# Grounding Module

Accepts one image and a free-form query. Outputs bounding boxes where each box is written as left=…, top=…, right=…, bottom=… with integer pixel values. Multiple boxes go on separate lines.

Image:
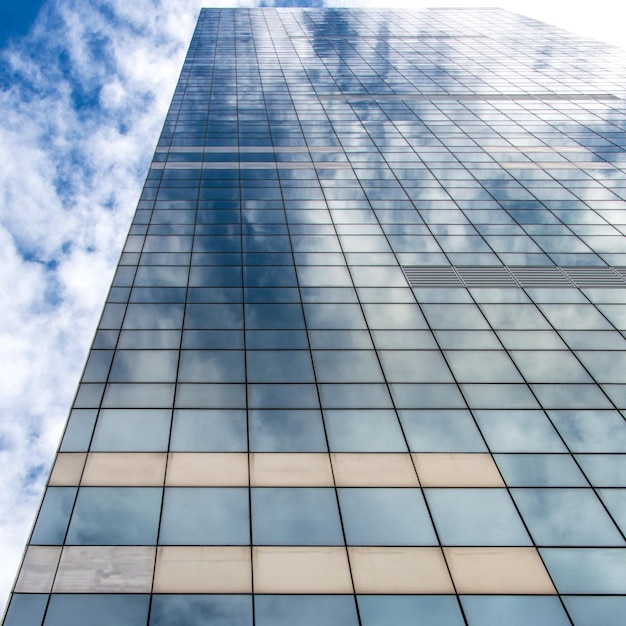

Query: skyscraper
left=3, top=6, right=626, bottom=625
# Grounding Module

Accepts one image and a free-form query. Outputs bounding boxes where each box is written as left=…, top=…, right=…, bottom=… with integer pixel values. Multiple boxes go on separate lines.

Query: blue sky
left=0, top=1, right=48, bottom=46
left=0, top=0, right=625, bottom=614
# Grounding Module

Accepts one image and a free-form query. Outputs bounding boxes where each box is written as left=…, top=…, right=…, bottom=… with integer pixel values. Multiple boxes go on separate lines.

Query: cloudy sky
left=0, top=0, right=625, bottom=613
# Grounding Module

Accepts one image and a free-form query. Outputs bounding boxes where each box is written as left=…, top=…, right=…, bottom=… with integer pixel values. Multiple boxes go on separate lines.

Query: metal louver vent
left=456, top=266, right=518, bottom=288
left=402, top=265, right=626, bottom=289
left=402, top=266, right=462, bottom=287
left=509, top=267, right=574, bottom=288
left=563, top=267, right=625, bottom=288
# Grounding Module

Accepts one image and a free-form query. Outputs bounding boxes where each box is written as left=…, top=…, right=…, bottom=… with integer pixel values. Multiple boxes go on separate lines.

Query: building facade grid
left=3, top=7, right=626, bottom=626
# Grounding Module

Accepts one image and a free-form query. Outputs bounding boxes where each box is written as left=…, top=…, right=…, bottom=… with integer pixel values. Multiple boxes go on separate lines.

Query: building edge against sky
left=3, top=6, right=626, bottom=626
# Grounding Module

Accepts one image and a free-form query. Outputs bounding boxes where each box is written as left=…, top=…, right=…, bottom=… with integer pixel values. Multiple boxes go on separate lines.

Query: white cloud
left=0, top=0, right=207, bottom=611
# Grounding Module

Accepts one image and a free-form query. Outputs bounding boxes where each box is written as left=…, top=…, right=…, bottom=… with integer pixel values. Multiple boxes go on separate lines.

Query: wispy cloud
left=0, top=0, right=209, bottom=610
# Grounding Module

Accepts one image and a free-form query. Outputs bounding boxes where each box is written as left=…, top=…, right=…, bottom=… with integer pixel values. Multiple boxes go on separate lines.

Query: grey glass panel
left=248, top=384, right=319, bottom=409
left=446, top=351, right=523, bottom=383
left=249, top=410, right=327, bottom=452
left=435, top=330, right=501, bottom=350
left=339, top=488, right=437, bottom=546
left=540, top=548, right=626, bottom=594
left=462, top=384, right=539, bottom=409
left=60, top=409, right=98, bottom=452
left=576, top=455, right=626, bottom=486
left=304, top=303, right=367, bottom=329
left=425, top=488, right=530, bottom=546
left=109, top=350, right=179, bottom=382
left=252, top=487, right=343, bottom=545
left=178, top=350, right=245, bottom=382
left=102, top=382, right=175, bottom=408
left=159, top=488, right=249, bottom=545
left=91, top=409, right=171, bottom=451
left=512, top=488, right=623, bottom=546
left=184, top=304, right=243, bottom=329
left=371, top=330, right=437, bottom=350
left=118, top=330, right=181, bottom=349
left=247, top=350, right=314, bottom=382
left=596, top=489, right=626, bottom=535
left=308, top=330, right=373, bottom=349
left=548, top=410, right=626, bottom=452
left=150, top=595, right=252, bottom=626
left=538, top=304, right=614, bottom=330
left=123, top=303, right=184, bottom=329
left=495, top=454, right=586, bottom=486
left=319, top=384, right=393, bottom=409
left=3, top=594, right=48, bottom=626
left=255, top=596, right=358, bottom=626
left=380, top=351, right=453, bottom=383
left=324, top=409, right=407, bottom=452
left=182, top=330, right=244, bottom=349
left=170, top=409, right=247, bottom=451
left=30, top=487, right=77, bottom=544
left=400, top=410, right=486, bottom=452
left=246, top=330, right=308, bottom=349
left=576, top=351, right=626, bottom=384
left=562, top=596, right=626, bottom=626
left=362, top=303, right=427, bottom=329
left=357, top=595, right=464, bottom=626
left=44, top=594, right=150, bottom=626
left=461, top=596, right=570, bottom=626
left=313, top=350, right=384, bottom=383
left=422, top=304, right=489, bottom=330
left=82, top=351, right=113, bottom=383
left=66, top=487, right=162, bottom=545
left=245, top=303, right=305, bottom=329
left=510, top=350, right=592, bottom=383
left=479, top=304, right=551, bottom=330
left=244, top=266, right=297, bottom=287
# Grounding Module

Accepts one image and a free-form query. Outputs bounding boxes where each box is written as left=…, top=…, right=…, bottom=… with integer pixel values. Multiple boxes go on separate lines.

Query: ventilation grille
left=403, top=266, right=626, bottom=288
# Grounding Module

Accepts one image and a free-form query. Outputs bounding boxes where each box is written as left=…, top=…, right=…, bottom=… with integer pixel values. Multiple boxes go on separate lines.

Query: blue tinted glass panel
left=255, top=595, right=358, bottom=626
left=150, top=595, right=252, bottom=626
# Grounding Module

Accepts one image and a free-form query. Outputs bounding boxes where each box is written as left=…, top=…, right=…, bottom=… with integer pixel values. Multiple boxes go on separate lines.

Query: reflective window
left=66, top=487, right=162, bottom=545
left=339, top=488, right=437, bottom=545
left=159, top=488, right=249, bottom=545
left=252, top=487, right=343, bottom=545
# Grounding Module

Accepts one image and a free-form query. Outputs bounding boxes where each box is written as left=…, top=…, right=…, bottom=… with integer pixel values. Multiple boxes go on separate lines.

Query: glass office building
left=3, top=7, right=626, bottom=625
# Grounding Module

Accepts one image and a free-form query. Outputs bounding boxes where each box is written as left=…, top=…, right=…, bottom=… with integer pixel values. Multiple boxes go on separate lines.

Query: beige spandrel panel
left=444, top=547, right=557, bottom=594
left=413, top=453, right=505, bottom=487
left=348, top=546, right=454, bottom=594
left=52, top=546, right=155, bottom=593
left=14, top=546, right=62, bottom=593
left=331, top=453, right=419, bottom=487
left=250, top=453, right=333, bottom=486
left=165, top=453, right=248, bottom=486
left=48, top=453, right=86, bottom=486
left=154, top=546, right=252, bottom=593
left=81, top=453, right=166, bottom=486
left=253, top=546, right=353, bottom=594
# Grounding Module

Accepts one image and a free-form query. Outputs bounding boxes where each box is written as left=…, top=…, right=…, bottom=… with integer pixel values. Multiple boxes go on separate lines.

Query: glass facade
left=3, top=7, right=626, bottom=625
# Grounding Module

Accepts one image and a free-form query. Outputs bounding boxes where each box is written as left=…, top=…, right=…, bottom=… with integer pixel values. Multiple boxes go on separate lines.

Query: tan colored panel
left=166, top=453, right=248, bottom=486
left=250, top=453, right=333, bottom=486
left=82, top=453, right=166, bottom=486
left=49, top=453, right=86, bottom=486
left=253, top=546, right=352, bottom=594
left=349, top=547, right=454, bottom=594
left=413, top=453, right=504, bottom=487
left=444, top=547, right=557, bottom=594
left=14, top=546, right=62, bottom=593
left=53, top=546, right=155, bottom=593
left=154, top=546, right=251, bottom=593
left=332, top=453, right=419, bottom=487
